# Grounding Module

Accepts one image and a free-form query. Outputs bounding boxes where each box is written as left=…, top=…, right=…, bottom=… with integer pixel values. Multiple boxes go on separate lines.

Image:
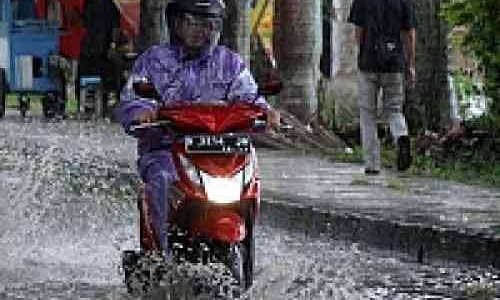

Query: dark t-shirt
left=80, top=0, right=120, bottom=57
left=348, top=0, right=416, bottom=72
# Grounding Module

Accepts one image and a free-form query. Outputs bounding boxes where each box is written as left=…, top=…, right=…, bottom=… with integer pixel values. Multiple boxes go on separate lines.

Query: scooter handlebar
left=279, top=123, right=293, bottom=132
left=252, top=118, right=293, bottom=133
left=252, top=119, right=267, bottom=131
left=129, top=120, right=171, bottom=133
left=129, top=118, right=291, bottom=135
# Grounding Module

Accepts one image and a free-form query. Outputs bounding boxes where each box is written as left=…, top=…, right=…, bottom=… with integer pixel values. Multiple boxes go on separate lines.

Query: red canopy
left=113, top=0, right=140, bottom=38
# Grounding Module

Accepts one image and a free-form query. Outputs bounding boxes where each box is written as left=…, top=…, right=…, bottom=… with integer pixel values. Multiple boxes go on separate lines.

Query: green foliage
left=452, top=72, right=474, bottom=97
left=317, top=76, right=337, bottom=131
left=6, top=94, right=43, bottom=112
left=350, top=176, right=370, bottom=186
left=5, top=93, right=79, bottom=116
left=336, top=144, right=500, bottom=188
left=333, top=146, right=363, bottom=163
left=6, top=94, right=18, bottom=108
left=0, top=160, right=14, bottom=171
left=451, top=71, right=492, bottom=119
left=464, top=282, right=496, bottom=300
left=441, top=0, right=500, bottom=128
left=410, top=152, right=500, bottom=188
left=385, top=178, right=409, bottom=193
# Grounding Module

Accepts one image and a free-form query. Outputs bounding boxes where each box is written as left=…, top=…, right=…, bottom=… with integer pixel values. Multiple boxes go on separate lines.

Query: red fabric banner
left=113, top=0, right=140, bottom=37
left=34, top=0, right=140, bottom=58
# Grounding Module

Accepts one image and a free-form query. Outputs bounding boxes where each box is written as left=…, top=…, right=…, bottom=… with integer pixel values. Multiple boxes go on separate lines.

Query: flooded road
left=0, top=117, right=498, bottom=299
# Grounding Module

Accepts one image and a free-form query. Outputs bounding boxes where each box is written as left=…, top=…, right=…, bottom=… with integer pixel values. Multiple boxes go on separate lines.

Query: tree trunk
left=274, top=0, right=322, bottom=123
left=221, top=0, right=252, bottom=65
left=138, top=0, right=167, bottom=53
left=406, top=0, right=449, bottom=132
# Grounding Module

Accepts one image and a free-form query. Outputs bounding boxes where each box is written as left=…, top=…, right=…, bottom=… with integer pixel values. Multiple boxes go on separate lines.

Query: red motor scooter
left=121, top=81, right=277, bottom=293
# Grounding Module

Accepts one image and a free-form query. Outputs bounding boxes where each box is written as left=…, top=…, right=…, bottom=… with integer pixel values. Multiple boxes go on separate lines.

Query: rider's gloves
left=135, top=107, right=157, bottom=123
left=127, top=107, right=158, bottom=137
left=267, top=108, right=281, bottom=132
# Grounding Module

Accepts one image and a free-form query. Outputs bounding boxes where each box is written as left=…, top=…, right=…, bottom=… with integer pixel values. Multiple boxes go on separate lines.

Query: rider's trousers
left=138, top=150, right=177, bottom=256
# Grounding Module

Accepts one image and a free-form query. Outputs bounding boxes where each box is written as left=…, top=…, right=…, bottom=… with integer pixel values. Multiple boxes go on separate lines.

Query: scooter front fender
left=207, top=211, right=246, bottom=243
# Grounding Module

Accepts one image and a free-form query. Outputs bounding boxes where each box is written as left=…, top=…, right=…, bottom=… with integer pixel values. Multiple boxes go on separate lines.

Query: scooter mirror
left=133, top=82, right=159, bottom=99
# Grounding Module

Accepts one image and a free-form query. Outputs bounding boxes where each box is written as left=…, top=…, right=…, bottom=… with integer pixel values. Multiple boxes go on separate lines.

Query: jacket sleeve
left=226, top=58, right=271, bottom=111
left=114, top=51, right=158, bottom=135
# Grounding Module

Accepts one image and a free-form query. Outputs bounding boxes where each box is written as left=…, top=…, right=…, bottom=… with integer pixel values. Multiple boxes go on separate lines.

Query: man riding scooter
left=115, top=0, right=280, bottom=258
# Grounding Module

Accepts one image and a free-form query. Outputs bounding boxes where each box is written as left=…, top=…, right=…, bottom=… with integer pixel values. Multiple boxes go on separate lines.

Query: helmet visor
left=182, top=13, right=222, bottom=32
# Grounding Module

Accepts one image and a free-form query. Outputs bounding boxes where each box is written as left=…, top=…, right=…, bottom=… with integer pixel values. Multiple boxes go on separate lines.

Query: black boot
left=397, top=135, right=411, bottom=171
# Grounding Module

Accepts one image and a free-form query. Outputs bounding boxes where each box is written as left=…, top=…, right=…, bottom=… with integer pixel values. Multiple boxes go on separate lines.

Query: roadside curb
left=261, top=194, right=500, bottom=269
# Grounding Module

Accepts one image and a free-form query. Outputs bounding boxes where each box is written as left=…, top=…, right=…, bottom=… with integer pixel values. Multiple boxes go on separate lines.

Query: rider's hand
left=267, top=109, right=281, bottom=132
left=135, top=108, right=157, bottom=124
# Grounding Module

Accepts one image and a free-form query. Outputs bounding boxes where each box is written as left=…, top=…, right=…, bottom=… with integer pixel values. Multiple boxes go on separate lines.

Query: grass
left=333, top=146, right=363, bottom=163
left=6, top=94, right=43, bottom=113
left=334, top=143, right=500, bottom=189
left=6, top=93, right=79, bottom=116
left=385, top=178, right=409, bottom=193
left=350, top=176, right=370, bottom=186
left=409, top=155, right=500, bottom=188
left=464, top=283, right=496, bottom=300
left=0, top=161, right=14, bottom=171
left=0, top=153, right=14, bottom=171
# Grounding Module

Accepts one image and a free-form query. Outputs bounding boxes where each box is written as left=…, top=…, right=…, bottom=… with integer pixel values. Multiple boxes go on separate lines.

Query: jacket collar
left=172, top=43, right=215, bottom=64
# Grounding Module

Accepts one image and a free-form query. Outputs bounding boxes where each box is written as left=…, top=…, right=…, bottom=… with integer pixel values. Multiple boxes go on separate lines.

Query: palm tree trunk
left=274, top=0, right=322, bottom=123
left=406, top=0, right=449, bottom=132
left=222, top=0, right=252, bottom=65
left=138, top=0, right=167, bottom=53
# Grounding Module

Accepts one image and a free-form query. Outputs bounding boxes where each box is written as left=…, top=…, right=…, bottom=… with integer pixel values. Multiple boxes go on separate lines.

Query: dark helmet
left=166, top=0, right=226, bottom=20
left=166, top=0, right=225, bottom=47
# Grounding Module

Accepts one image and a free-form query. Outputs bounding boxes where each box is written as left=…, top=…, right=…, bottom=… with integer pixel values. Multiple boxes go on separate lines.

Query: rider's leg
left=139, top=150, right=177, bottom=257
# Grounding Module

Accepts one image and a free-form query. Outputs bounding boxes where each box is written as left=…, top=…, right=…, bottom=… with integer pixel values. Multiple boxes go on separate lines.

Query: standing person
left=348, top=0, right=417, bottom=174
left=115, top=0, right=280, bottom=256
left=34, top=0, right=83, bottom=117
left=79, top=0, right=121, bottom=114
left=59, top=0, right=86, bottom=109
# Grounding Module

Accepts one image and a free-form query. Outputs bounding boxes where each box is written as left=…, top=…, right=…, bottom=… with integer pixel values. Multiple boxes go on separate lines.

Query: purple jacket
left=115, top=44, right=270, bottom=155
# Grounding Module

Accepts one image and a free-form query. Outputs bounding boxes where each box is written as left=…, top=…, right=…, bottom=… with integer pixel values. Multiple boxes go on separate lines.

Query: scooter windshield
left=158, top=102, right=265, bottom=134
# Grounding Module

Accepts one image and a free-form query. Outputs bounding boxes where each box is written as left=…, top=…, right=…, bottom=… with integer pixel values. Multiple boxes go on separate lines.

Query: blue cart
left=0, top=0, right=64, bottom=118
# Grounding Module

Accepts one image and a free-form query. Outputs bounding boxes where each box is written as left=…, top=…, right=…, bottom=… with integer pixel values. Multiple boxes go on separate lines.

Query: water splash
left=0, top=118, right=499, bottom=299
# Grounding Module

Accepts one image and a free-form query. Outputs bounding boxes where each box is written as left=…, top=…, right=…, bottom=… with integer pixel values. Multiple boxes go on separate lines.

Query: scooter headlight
left=202, top=172, right=243, bottom=204
left=178, top=149, right=256, bottom=204
left=204, top=148, right=256, bottom=204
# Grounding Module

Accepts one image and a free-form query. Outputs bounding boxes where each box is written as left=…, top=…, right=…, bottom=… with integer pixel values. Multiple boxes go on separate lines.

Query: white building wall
left=0, top=23, right=10, bottom=81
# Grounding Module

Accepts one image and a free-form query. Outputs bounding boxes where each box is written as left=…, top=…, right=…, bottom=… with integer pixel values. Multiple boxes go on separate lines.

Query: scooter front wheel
left=122, top=250, right=151, bottom=295
left=225, top=212, right=255, bottom=291
left=243, top=217, right=255, bottom=290
left=0, top=68, right=6, bottom=118
left=227, top=243, right=245, bottom=289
